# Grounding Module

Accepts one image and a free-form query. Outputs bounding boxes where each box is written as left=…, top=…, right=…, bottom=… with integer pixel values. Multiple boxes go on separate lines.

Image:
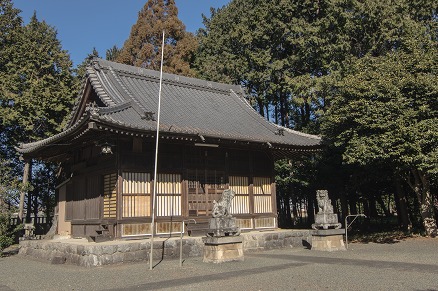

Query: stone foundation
left=19, top=229, right=311, bottom=267
left=203, top=236, right=243, bottom=263
left=311, top=229, right=346, bottom=251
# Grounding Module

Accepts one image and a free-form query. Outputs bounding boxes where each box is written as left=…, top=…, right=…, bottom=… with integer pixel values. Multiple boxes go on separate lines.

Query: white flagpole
left=150, top=30, right=165, bottom=270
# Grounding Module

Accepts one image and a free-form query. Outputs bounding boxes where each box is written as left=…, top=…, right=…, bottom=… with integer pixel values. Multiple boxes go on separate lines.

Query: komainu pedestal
left=203, top=189, right=243, bottom=263
left=311, top=229, right=346, bottom=251
left=311, top=190, right=345, bottom=251
left=203, top=236, right=244, bottom=263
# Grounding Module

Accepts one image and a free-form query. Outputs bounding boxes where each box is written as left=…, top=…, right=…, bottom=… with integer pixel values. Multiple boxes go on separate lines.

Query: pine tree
left=116, top=0, right=197, bottom=77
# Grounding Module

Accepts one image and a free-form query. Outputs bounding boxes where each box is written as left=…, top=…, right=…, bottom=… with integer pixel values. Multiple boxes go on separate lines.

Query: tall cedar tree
left=116, top=0, right=197, bottom=77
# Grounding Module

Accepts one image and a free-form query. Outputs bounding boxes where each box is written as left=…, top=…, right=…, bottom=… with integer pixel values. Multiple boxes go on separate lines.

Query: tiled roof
left=17, top=58, right=320, bottom=155
left=87, top=58, right=320, bottom=147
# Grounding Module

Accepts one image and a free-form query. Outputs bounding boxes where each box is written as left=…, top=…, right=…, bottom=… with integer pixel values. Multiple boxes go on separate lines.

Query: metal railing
left=345, top=214, right=366, bottom=249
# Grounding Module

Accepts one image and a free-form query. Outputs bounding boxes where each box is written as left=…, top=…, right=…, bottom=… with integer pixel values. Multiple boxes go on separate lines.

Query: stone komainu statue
left=316, top=190, right=334, bottom=214
left=206, top=189, right=240, bottom=237
left=312, top=190, right=341, bottom=230
left=212, top=189, right=235, bottom=218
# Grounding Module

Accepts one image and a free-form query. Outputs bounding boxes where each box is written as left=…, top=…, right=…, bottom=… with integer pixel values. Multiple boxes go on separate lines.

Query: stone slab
left=203, top=240, right=244, bottom=263
left=312, top=228, right=345, bottom=236
left=203, top=236, right=243, bottom=245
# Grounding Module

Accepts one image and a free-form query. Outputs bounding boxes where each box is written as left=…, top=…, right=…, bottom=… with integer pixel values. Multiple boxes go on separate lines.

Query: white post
left=150, top=30, right=165, bottom=270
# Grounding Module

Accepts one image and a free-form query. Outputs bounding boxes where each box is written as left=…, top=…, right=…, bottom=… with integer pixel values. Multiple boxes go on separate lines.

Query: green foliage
left=0, top=211, right=14, bottom=251
left=197, top=0, right=437, bottom=231
left=323, top=41, right=437, bottom=176
left=75, top=47, right=100, bottom=79
left=1, top=2, right=77, bottom=226
left=116, top=0, right=198, bottom=77
left=1, top=12, right=77, bottom=145
left=106, top=45, right=121, bottom=61
left=321, top=2, right=437, bottom=235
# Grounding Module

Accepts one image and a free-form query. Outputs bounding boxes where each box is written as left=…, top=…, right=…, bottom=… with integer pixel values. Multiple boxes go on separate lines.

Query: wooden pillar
left=116, top=137, right=123, bottom=238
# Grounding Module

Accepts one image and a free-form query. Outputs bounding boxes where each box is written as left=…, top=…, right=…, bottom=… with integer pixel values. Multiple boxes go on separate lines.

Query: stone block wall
left=19, top=229, right=311, bottom=267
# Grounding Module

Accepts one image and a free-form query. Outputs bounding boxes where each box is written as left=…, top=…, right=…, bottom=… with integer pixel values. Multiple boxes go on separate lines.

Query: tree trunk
left=339, top=191, right=348, bottom=222
left=376, top=195, right=391, bottom=217
left=307, top=193, right=315, bottom=226
left=349, top=195, right=358, bottom=215
left=369, top=195, right=378, bottom=218
left=18, top=160, right=31, bottom=223
left=407, top=169, right=437, bottom=237
left=394, top=175, right=410, bottom=230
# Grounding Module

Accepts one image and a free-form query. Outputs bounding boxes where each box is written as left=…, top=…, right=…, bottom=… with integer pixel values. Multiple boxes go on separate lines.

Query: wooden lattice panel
left=235, top=218, right=253, bottom=229
left=254, top=196, right=272, bottom=213
left=156, top=174, right=182, bottom=217
left=254, top=217, right=276, bottom=229
left=253, top=177, right=272, bottom=214
left=122, top=195, right=150, bottom=217
left=229, top=176, right=249, bottom=194
left=122, top=172, right=151, bottom=217
left=156, top=222, right=183, bottom=234
left=156, top=195, right=181, bottom=216
left=229, top=176, right=250, bottom=214
left=122, top=223, right=151, bottom=236
left=253, top=177, right=271, bottom=195
left=103, top=173, right=117, bottom=218
left=230, top=195, right=250, bottom=214
left=122, top=172, right=150, bottom=194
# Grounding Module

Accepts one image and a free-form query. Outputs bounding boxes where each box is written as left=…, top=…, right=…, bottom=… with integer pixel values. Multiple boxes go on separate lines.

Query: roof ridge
left=107, top=66, right=148, bottom=115
left=66, top=74, right=90, bottom=128
left=87, top=61, right=115, bottom=107
left=94, top=58, right=241, bottom=94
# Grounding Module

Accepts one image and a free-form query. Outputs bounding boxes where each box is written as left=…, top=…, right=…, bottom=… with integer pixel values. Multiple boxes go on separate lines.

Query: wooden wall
left=64, top=138, right=277, bottom=237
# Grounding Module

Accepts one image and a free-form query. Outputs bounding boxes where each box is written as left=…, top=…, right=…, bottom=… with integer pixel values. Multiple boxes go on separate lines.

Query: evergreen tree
left=106, top=44, right=121, bottom=61
left=197, top=0, right=437, bottom=233
left=116, top=0, right=198, bottom=77
left=322, top=20, right=437, bottom=236
left=0, top=7, right=78, bottom=223
left=75, top=47, right=100, bottom=79
left=2, top=12, right=77, bottom=143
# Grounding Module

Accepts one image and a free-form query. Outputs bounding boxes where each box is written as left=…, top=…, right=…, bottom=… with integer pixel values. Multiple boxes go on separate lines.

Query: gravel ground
left=1, top=237, right=437, bottom=291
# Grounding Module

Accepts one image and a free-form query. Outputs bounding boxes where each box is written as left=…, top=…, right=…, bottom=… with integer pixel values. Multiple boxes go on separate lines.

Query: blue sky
left=12, top=0, right=230, bottom=67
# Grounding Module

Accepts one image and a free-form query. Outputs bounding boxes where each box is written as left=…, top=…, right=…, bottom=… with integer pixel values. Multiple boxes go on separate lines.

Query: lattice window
left=229, top=176, right=249, bottom=214
left=156, top=173, right=181, bottom=216
left=122, top=172, right=151, bottom=217
left=103, top=173, right=117, bottom=218
left=253, top=177, right=272, bottom=213
left=187, top=170, right=225, bottom=216
left=253, top=177, right=271, bottom=195
left=254, top=217, right=276, bottom=228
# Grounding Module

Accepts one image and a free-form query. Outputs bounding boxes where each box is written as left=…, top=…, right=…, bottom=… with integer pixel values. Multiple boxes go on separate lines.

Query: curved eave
left=16, top=113, right=92, bottom=159
left=92, top=115, right=322, bottom=153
